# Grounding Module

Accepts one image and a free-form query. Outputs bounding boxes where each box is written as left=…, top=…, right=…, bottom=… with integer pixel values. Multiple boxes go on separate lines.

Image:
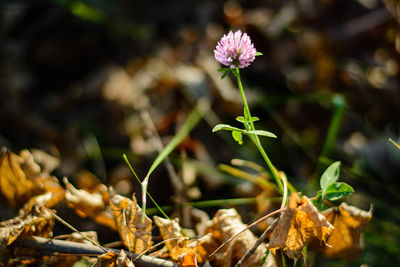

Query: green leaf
left=236, top=116, right=260, bottom=123
left=255, top=52, right=263, bottom=56
left=232, top=131, right=243, bottom=145
left=320, top=161, right=341, bottom=193
left=246, top=130, right=277, bottom=138
left=212, top=124, right=242, bottom=133
left=218, top=67, right=231, bottom=72
left=236, top=116, right=245, bottom=123
left=70, top=2, right=105, bottom=23
left=323, top=182, right=354, bottom=201
left=231, top=69, right=240, bottom=79
left=213, top=124, right=276, bottom=139
left=312, top=191, right=330, bottom=211
left=221, top=70, right=230, bottom=79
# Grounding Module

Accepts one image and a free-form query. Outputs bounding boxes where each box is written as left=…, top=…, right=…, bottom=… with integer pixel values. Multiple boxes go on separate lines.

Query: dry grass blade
left=44, top=207, right=107, bottom=253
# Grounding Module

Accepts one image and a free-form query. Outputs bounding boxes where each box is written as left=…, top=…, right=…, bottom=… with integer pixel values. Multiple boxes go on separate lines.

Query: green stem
left=235, top=67, right=284, bottom=194
left=281, top=250, right=287, bottom=267
left=254, top=140, right=284, bottom=193
left=235, top=67, right=252, bottom=130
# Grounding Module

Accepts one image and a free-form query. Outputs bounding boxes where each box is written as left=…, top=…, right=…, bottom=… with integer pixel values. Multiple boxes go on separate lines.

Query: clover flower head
left=214, top=30, right=257, bottom=69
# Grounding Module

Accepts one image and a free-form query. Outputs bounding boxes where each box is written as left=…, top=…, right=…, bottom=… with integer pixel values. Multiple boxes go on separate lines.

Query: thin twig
left=235, top=218, right=278, bottom=267
left=19, top=236, right=177, bottom=267
left=133, top=237, right=182, bottom=261
left=207, top=208, right=283, bottom=260
left=44, top=207, right=107, bottom=253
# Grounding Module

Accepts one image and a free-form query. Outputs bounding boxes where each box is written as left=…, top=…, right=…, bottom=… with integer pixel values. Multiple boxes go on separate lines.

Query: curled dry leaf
left=93, top=250, right=135, bottom=267
left=178, top=251, right=198, bottom=267
left=0, top=148, right=64, bottom=208
left=0, top=199, right=54, bottom=263
left=153, top=216, right=206, bottom=263
left=64, top=178, right=116, bottom=230
left=109, top=189, right=152, bottom=254
left=30, top=148, right=60, bottom=174
left=314, top=202, right=373, bottom=261
left=203, top=208, right=268, bottom=267
left=268, top=193, right=334, bottom=260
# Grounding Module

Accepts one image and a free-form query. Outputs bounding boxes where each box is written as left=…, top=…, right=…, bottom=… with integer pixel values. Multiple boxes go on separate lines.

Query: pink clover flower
left=214, top=30, right=257, bottom=69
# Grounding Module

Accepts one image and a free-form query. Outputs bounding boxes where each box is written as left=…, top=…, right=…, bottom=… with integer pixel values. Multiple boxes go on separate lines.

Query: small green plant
left=212, top=30, right=354, bottom=205
left=312, top=161, right=354, bottom=210
left=213, top=30, right=284, bottom=194
left=212, top=30, right=360, bottom=265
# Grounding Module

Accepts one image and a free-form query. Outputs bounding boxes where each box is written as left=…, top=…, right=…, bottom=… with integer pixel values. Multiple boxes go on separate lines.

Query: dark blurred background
left=1, top=0, right=400, bottom=266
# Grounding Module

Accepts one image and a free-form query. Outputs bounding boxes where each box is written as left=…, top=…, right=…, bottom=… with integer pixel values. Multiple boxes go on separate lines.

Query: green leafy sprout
left=313, top=161, right=354, bottom=210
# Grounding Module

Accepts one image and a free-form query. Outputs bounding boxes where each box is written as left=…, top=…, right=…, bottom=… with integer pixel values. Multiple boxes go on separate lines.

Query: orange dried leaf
left=316, top=202, right=372, bottom=261
left=93, top=250, right=135, bottom=267
left=109, top=189, right=152, bottom=254
left=178, top=251, right=198, bottom=267
left=0, top=148, right=40, bottom=207
left=0, top=148, right=64, bottom=208
left=64, top=178, right=105, bottom=216
left=64, top=178, right=116, bottom=230
left=268, top=193, right=334, bottom=260
left=153, top=216, right=201, bottom=262
left=203, top=209, right=267, bottom=267
left=76, top=170, right=103, bottom=193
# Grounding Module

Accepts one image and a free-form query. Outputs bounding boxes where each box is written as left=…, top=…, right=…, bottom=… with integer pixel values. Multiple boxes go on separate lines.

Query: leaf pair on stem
left=313, top=162, right=354, bottom=210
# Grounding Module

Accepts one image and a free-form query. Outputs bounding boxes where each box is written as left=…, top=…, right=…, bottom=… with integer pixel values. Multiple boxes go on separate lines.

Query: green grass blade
left=141, top=100, right=208, bottom=219
left=313, top=94, right=346, bottom=187
left=389, top=138, right=400, bottom=150
left=123, top=154, right=169, bottom=219
left=320, top=94, right=346, bottom=157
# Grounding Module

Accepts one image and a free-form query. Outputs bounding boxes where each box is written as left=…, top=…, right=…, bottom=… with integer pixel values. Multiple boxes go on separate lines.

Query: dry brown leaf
left=0, top=148, right=40, bottom=207
left=268, top=193, right=334, bottom=260
left=0, top=198, right=54, bottom=263
left=30, top=148, right=60, bottom=174
left=203, top=208, right=268, bottom=267
left=93, top=250, right=135, bottom=267
left=64, top=178, right=115, bottom=230
left=76, top=170, right=104, bottom=193
left=177, top=251, right=198, bottom=267
left=0, top=148, right=64, bottom=208
left=64, top=177, right=105, bottom=215
left=64, top=178, right=116, bottom=230
left=314, top=202, right=372, bottom=261
left=109, top=189, right=152, bottom=254
left=153, top=216, right=205, bottom=263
